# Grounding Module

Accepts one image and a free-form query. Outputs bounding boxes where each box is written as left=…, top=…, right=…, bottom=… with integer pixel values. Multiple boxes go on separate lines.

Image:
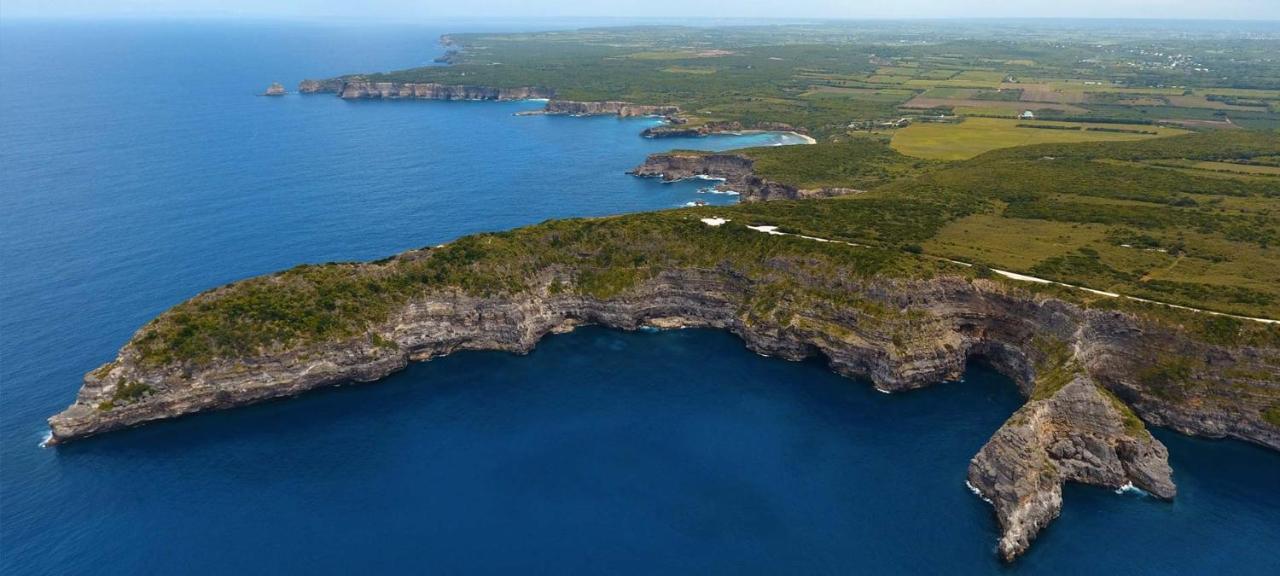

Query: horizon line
left=3, top=15, right=1280, bottom=25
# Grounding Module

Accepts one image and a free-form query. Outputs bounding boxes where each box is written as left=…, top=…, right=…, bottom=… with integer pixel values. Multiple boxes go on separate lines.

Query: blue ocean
left=1, top=20, right=1278, bottom=575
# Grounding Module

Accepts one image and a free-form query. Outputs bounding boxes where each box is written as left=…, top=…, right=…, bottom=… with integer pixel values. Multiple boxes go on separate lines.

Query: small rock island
left=263, top=82, right=286, bottom=96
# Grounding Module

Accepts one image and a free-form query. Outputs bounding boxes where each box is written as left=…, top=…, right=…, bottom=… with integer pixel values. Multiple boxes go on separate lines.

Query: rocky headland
left=517, top=99, right=681, bottom=118
left=640, top=120, right=806, bottom=139
left=45, top=212, right=1280, bottom=561
left=630, top=152, right=860, bottom=202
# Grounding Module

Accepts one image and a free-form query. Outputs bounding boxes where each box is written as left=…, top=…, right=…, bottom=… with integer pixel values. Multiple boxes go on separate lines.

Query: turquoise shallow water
left=2, top=20, right=1279, bottom=574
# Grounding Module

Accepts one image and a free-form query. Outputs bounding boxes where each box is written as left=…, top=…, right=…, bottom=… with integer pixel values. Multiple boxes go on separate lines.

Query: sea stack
left=263, top=82, right=286, bottom=96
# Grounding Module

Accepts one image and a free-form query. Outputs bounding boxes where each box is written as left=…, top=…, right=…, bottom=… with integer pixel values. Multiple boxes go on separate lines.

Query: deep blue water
left=2, top=20, right=1278, bottom=575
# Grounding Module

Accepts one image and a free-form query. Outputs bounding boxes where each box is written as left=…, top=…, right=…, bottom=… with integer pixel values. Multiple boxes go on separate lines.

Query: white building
left=1020, top=110, right=1036, bottom=120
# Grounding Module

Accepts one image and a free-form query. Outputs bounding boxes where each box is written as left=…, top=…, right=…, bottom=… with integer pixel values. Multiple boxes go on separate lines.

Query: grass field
left=924, top=213, right=1280, bottom=303
left=890, top=118, right=1186, bottom=160
left=925, top=214, right=1109, bottom=269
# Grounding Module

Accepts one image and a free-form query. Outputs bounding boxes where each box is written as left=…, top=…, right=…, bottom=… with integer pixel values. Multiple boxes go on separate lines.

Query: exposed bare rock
left=641, top=120, right=804, bottom=139
left=630, top=152, right=755, bottom=183
left=297, top=78, right=346, bottom=94
left=50, top=271, right=1279, bottom=452
left=526, top=100, right=681, bottom=118
left=967, top=375, right=1175, bottom=562
left=262, top=82, right=286, bottom=96
left=46, top=243, right=1280, bottom=561
left=297, top=77, right=553, bottom=100
left=630, top=152, right=860, bottom=202
left=641, top=121, right=743, bottom=138
left=295, top=78, right=675, bottom=125
left=341, top=80, right=554, bottom=101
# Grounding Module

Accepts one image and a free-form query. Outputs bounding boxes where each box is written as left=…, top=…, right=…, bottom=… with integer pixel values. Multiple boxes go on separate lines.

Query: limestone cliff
left=296, top=77, right=676, bottom=122
left=640, top=120, right=803, bottom=139
left=298, top=77, right=554, bottom=101
left=45, top=228, right=1280, bottom=562
left=968, top=376, right=1175, bottom=561
left=297, top=78, right=346, bottom=94
left=524, top=100, right=681, bottom=118
left=630, top=152, right=860, bottom=202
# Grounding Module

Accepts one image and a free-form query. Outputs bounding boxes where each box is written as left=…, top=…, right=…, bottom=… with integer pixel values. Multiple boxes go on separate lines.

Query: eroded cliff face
left=297, top=78, right=347, bottom=94
left=968, top=376, right=1175, bottom=561
left=297, top=78, right=554, bottom=101
left=641, top=121, right=743, bottom=138
left=630, top=152, right=860, bottom=202
left=536, top=100, right=680, bottom=118
left=47, top=261, right=1280, bottom=561
left=630, top=152, right=754, bottom=184
left=640, top=120, right=803, bottom=139
left=295, top=82, right=679, bottom=121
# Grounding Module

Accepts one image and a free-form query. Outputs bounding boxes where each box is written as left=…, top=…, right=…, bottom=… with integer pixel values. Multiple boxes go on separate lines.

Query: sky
left=2, top=0, right=1278, bottom=21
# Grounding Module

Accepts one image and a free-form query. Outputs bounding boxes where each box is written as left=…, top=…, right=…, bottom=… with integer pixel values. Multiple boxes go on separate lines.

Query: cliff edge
left=299, top=77, right=554, bottom=101
left=45, top=213, right=1280, bottom=560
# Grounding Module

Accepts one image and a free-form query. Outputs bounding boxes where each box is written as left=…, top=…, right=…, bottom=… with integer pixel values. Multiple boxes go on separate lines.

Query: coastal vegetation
left=132, top=132, right=1280, bottom=367
left=723, top=138, right=935, bottom=189
left=731, top=134, right=1279, bottom=320
left=338, top=25, right=1280, bottom=139
left=133, top=211, right=942, bottom=366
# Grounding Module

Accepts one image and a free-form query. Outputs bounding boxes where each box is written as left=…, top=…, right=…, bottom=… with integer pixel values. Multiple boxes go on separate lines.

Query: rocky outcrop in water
left=263, top=83, right=286, bottom=96
left=968, top=375, right=1175, bottom=561
left=630, top=152, right=859, bottom=202
left=297, top=78, right=554, bottom=101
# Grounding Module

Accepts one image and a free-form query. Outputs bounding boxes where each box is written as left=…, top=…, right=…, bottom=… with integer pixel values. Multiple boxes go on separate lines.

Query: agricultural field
left=890, top=118, right=1185, bottom=160
left=347, top=23, right=1280, bottom=139
left=342, top=24, right=1280, bottom=316
left=727, top=132, right=1280, bottom=317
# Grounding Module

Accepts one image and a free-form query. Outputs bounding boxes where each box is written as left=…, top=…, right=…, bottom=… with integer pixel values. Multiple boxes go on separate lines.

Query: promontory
left=48, top=132, right=1280, bottom=562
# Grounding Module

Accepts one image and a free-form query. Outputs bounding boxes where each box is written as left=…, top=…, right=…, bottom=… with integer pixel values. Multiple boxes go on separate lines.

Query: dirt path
left=702, top=218, right=1279, bottom=325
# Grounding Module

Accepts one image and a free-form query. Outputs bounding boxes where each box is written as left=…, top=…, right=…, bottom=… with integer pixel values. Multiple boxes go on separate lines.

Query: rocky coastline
left=298, top=77, right=554, bottom=101
left=46, top=242, right=1280, bottom=561
left=630, top=152, right=860, bottom=202
left=520, top=100, right=681, bottom=118
left=640, top=120, right=808, bottom=139
left=293, top=77, right=812, bottom=138
left=297, top=77, right=687, bottom=121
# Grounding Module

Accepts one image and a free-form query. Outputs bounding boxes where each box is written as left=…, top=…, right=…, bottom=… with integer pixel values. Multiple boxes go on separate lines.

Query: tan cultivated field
left=891, top=117, right=1185, bottom=160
